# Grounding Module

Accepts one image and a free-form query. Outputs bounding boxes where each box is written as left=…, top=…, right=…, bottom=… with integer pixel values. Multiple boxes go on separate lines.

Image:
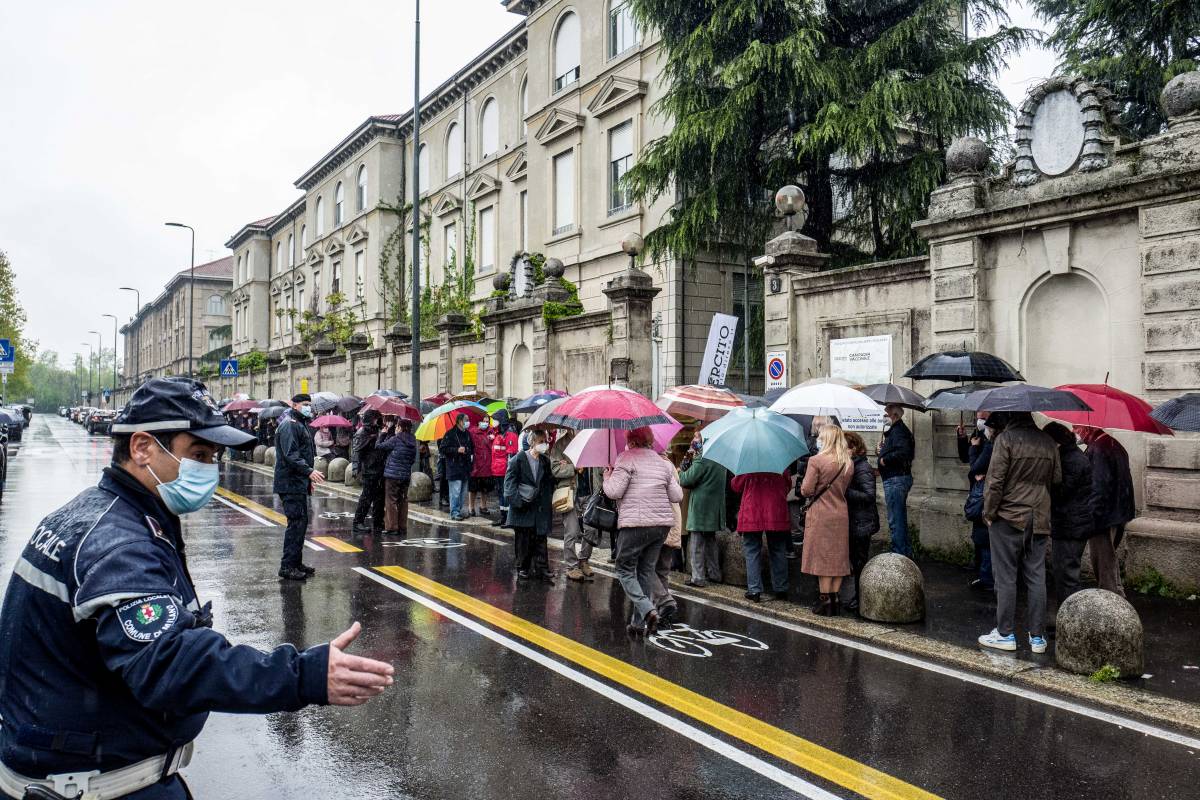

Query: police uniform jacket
left=273, top=411, right=316, bottom=495
left=0, top=466, right=329, bottom=778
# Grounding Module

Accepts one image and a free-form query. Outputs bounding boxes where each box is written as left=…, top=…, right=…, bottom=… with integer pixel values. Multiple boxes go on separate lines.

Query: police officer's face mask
left=145, top=437, right=221, bottom=515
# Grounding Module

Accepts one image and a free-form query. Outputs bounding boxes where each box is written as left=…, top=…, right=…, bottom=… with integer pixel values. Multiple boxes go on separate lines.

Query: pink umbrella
left=309, top=414, right=353, bottom=429
left=546, top=385, right=671, bottom=430
left=562, top=415, right=683, bottom=468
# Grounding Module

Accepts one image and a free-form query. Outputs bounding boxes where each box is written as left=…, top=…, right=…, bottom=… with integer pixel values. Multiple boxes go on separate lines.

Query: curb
left=228, top=459, right=1200, bottom=738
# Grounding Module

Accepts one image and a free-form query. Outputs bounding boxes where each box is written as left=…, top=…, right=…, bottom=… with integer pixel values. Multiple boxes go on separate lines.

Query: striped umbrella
left=655, top=384, right=745, bottom=423
left=415, top=400, right=489, bottom=441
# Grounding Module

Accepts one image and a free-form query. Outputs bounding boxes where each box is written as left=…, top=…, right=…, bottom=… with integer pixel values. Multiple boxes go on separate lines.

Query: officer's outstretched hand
left=327, top=622, right=395, bottom=706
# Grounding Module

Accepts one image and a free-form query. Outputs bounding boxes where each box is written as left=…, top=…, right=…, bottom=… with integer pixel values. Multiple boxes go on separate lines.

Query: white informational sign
left=829, top=335, right=892, bottom=386
left=765, top=351, right=787, bottom=390
left=838, top=412, right=888, bottom=432
left=698, top=313, right=740, bottom=386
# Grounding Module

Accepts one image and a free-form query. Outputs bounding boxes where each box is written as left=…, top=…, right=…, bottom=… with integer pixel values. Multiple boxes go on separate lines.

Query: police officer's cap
left=111, top=377, right=258, bottom=450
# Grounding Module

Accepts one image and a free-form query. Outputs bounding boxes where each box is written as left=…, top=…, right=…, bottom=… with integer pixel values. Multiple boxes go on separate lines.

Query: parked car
left=74, top=407, right=95, bottom=425
left=87, top=409, right=117, bottom=435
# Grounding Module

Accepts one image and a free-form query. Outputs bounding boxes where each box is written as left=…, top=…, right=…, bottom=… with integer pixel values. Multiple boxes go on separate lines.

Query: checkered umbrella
left=1150, top=393, right=1200, bottom=432
left=903, top=351, right=1025, bottom=382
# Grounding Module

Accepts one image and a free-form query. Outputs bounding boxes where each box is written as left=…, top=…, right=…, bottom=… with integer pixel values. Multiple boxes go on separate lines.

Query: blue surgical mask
left=298, top=405, right=314, bottom=418
left=147, top=438, right=220, bottom=515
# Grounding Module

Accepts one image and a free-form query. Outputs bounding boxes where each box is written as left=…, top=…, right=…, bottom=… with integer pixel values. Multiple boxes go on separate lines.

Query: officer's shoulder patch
left=115, top=594, right=182, bottom=643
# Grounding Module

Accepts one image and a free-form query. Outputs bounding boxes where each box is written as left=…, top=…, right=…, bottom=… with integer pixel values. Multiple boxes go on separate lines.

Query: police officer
left=0, top=378, right=394, bottom=799
left=273, top=393, right=325, bottom=581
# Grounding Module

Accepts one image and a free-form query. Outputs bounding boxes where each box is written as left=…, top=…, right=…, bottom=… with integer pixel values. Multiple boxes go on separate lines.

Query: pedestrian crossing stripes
left=311, top=536, right=362, bottom=553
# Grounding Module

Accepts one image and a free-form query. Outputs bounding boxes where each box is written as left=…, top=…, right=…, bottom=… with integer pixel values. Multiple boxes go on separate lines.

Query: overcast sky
left=0, top=1, right=1054, bottom=365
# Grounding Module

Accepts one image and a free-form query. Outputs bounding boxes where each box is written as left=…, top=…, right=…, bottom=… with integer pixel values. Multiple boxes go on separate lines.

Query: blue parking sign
left=220, top=358, right=239, bottom=378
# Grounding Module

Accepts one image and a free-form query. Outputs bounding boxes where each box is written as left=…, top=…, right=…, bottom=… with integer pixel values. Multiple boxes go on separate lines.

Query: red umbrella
left=223, top=399, right=259, bottom=412
left=546, top=385, right=672, bottom=430
left=309, top=414, right=353, bottom=429
left=362, top=394, right=422, bottom=422
left=423, top=392, right=452, bottom=405
left=1043, top=384, right=1174, bottom=435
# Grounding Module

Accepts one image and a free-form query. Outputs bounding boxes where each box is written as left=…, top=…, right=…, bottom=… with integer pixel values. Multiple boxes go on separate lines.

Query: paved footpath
left=1, top=416, right=1198, bottom=799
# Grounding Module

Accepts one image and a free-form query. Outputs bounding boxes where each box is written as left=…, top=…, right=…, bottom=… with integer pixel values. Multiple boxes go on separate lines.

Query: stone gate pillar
left=756, top=230, right=829, bottom=383
left=603, top=267, right=660, bottom=395
left=436, top=314, right=470, bottom=394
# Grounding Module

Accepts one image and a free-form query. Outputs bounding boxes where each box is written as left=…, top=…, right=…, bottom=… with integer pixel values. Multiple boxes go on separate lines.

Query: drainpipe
left=651, top=311, right=663, bottom=399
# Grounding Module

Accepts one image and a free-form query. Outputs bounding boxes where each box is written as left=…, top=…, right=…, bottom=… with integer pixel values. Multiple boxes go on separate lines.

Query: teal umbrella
left=699, top=407, right=809, bottom=476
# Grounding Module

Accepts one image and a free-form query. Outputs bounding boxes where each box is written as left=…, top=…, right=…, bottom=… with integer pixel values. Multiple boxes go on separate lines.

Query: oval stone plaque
left=1031, top=90, right=1085, bottom=176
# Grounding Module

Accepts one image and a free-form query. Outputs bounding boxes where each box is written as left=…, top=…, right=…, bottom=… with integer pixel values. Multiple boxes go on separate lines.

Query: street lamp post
left=80, top=342, right=93, bottom=403
left=102, top=314, right=119, bottom=404
left=165, top=222, right=196, bottom=379
left=410, top=0, right=423, bottom=405
left=88, top=330, right=103, bottom=405
left=119, top=286, right=140, bottom=383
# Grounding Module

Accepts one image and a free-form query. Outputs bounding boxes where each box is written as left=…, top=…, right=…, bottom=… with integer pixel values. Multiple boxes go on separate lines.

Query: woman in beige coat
left=800, top=425, right=854, bottom=616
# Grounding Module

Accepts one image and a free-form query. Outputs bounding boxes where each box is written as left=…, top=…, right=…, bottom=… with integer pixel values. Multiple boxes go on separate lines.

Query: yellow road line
left=375, top=565, right=940, bottom=800
left=215, top=486, right=287, bottom=524
left=312, top=536, right=363, bottom=553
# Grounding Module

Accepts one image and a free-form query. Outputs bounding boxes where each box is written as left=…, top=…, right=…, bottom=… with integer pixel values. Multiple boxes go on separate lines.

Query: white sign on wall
left=830, top=335, right=892, bottom=386
left=765, top=352, right=787, bottom=390
left=699, top=313, right=739, bottom=386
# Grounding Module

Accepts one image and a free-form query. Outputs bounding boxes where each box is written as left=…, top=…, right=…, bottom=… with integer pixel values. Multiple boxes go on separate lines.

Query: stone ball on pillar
left=1055, top=589, right=1144, bottom=677
left=1162, top=71, right=1200, bottom=120
left=492, top=271, right=511, bottom=292
left=858, top=553, right=926, bottom=623
left=946, top=136, right=991, bottom=178
left=543, top=257, right=565, bottom=279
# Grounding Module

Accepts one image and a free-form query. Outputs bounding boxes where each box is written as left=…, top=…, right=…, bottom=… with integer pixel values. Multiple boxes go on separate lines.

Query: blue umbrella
left=511, top=390, right=569, bottom=413
left=699, top=407, right=809, bottom=476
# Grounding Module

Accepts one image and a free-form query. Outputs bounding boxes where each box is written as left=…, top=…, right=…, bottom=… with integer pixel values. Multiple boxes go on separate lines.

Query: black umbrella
left=762, top=387, right=789, bottom=404
left=923, top=383, right=1000, bottom=411
left=903, top=350, right=1025, bottom=383
left=1150, top=393, right=1200, bottom=432
left=334, top=395, right=364, bottom=414
left=258, top=406, right=288, bottom=420
left=258, top=399, right=287, bottom=408
left=860, top=383, right=927, bottom=412
left=932, top=384, right=1092, bottom=413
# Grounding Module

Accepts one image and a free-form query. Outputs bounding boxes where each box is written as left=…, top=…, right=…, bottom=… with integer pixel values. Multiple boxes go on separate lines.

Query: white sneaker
left=978, top=629, right=1017, bottom=651
left=1029, top=634, right=1048, bottom=654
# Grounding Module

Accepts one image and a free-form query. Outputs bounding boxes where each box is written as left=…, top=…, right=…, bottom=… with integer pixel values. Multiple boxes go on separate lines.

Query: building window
left=334, top=182, right=344, bottom=226
left=553, top=12, right=580, bottom=92
left=356, top=165, right=368, bottom=211
left=315, top=197, right=325, bottom=236
left=417, top=144, right=429, bottom=193
left=519, top=76, right=528, bottom=138
left=288, top=233, right=295, bottom=267
left=609, top=2, right=637, bottom=58
left=207, top=294, right=225, bottom=314
left=275, top=241, right=283, bottom=273
left=478, top=206, right=495, bottom=273
left=519, top=190, right=528, bottom=251
left=444, top=222, right=457, bottom=265
left=480, top=98, right=499, bottom=159
left=354, top=249, right=365, bottom=299
left=608, top=120, right=634, bottom=213
left=312, top=270, right=321, bottom=307
left=268, top=299, right=275, bottom=336
left=731, top=270, right=765, bottom=373
left=300, top=224, right=307, bottom=252
left=286, top=294, right=294, bottom=332
left=332, top=261, right=342, bottom=297
left=445, top=123, right=462, bottom=177
left=553, top=149, right=575, bottom=234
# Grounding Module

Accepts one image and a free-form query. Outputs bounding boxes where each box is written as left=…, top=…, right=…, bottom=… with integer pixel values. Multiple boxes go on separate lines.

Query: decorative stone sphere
left=344, top=462, right=362, bottom=487
left=252, top=445, right=267, bottom=464
left=858, top=553, right=925, bottom=623
left=621, top=232, right=644, bottom=256
left=327, top=457, right=349, bottom=482
left=1163, top=71, right=1200, bottom=119
left=946, top=136, right=991, bottom=176
left=492, top=271, right=511, bottom=292
left=543, top=257, right=565, bottom=278
left=313, top=457, right=329, bottom=477
left=774, top=185, right=806, bottom=217
left=408, top=471, right=433, bottom=502
left=264, top=447, right=276, bottom=466
left=1055, top=589, right=1144, bottom=677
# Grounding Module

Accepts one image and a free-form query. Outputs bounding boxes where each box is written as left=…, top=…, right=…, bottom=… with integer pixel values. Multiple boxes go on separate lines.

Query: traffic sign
left=766, top=351, right=787, bottom=390
left=220, top=358, right=239, bottom=378
left=0, top=339, right=13, bottom=375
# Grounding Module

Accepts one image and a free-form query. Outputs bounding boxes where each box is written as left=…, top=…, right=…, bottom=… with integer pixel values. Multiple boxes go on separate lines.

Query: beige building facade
left=225, top=0, right=757, bottom=399
left=118, top=257, right=234, bottom=392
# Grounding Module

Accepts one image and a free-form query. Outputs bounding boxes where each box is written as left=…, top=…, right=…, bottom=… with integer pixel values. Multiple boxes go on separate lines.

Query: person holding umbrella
left=377, top=418, right=418, bottom=537
left=439, top=413, right=475, bottom=521
left=678, top=432, right=728, bottom=588
left=350, top=410, right=387, bottom=535
left=1076, top=426, right=1134, bottom=596
left=505, top=428, right=556, bottom=583
left=1043, top=422, right=1095, bottom=602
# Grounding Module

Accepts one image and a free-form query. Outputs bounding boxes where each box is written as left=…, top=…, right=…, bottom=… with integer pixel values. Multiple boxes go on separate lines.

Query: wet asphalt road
left=1, top=416, right=1198, bottom=799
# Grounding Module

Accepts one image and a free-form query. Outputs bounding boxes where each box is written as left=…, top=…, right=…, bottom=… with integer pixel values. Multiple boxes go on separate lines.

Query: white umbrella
left=770, top=382, right=885, bottom=418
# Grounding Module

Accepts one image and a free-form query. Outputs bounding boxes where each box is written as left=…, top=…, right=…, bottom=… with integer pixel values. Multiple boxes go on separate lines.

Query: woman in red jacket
left=732, top=470, right=793, bottom=602
left=492, top=422, right=519, bottom=520
left=468, top=420, right=496, bottom=517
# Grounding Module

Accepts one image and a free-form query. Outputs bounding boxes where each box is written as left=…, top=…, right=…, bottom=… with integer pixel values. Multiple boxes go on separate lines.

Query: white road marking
left=212, top=494, right=277, bottom=527
left=354, top=567, right=843, bottom=800
left=304, top=541, right=324, bottom=552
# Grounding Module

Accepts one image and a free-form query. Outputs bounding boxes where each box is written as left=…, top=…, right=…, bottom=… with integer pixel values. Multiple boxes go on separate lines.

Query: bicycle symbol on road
left=381, top=537, right=467, bottom=549
left=318, top=511, right=356, bottom=520
left=647, top=623, right=769, bottom=658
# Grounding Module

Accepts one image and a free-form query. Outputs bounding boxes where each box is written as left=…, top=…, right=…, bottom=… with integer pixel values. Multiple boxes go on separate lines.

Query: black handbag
left=582, top=492, right=619, bottom=533
left=964, top=479, right=985, bottom=522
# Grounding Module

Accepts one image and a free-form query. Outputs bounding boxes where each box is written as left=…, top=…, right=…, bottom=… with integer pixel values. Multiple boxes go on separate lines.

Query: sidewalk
left=230, top=459, right=1200, bottom=735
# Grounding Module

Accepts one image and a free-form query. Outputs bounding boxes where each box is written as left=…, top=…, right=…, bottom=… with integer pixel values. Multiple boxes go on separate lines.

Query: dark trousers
left=514, top=526, right=549, bottom=575
left=1051, top=536, right=1088, bottom=603
left=989, top=517, right=1047, bottom=637
left=353, top=473, right=386, bottom=529
left=278, top=492, right=310, bottom=570
left=384, top=478, right=410, bottom=533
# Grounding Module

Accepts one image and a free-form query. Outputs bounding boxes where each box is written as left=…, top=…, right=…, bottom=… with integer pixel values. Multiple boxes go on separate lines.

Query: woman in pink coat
left=731, top=470, right=793, bottom=602
left=801, top=425, right=854, bottom=616
left=603, top=427, right=684, bottom=635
